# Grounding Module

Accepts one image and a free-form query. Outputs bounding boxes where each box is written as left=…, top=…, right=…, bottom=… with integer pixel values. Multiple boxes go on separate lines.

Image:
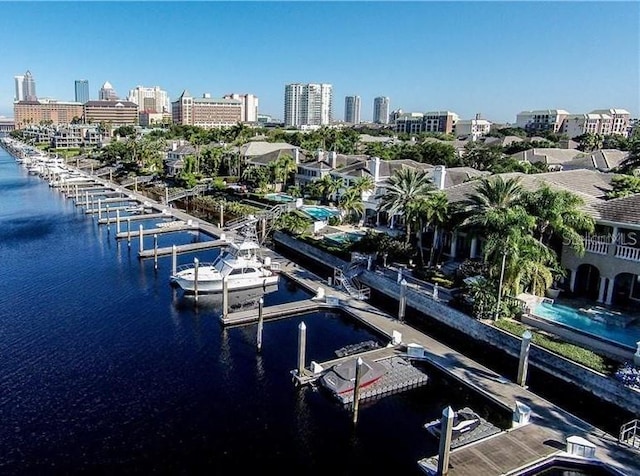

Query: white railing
left=614, top=245, right=640, bottom=262
left=584, top=239, right=608, bottom=255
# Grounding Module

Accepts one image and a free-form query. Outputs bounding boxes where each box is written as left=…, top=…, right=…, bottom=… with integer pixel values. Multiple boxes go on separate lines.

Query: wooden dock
left=221, top=298, right=331, bottom=326
left=97, top=212, right=168, bottom=223
left=115, top=224, right=199, bottom=240
left=138, top=239, right=228, bottom=259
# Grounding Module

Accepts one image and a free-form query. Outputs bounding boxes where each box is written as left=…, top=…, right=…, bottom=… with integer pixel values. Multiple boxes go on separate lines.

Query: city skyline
left=0, top=1, right=638, bottom=123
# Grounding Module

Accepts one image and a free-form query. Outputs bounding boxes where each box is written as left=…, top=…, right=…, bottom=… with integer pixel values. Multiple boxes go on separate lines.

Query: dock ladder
left=333, top=261, right=370, bottom=300
left=619, top=419, right=640, bottom=449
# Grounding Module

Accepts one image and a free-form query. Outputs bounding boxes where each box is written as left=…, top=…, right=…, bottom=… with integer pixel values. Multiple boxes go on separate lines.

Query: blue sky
left=1, top=1, right=638, bottom=123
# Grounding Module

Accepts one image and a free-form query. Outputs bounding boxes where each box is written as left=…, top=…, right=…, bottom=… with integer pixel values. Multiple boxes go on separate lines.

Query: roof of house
left=594, top=194, right=640, bottom=226
left=442, top=170, right=614, bottom=216
left=444, top=167, right=491, bottom=187
left=240, top=141, right=297, bottom=157
left=589, top=149, right=629, bottom=171
left=168, top=144, right=196, bottom=156
left=482, top=136, right=525, bottom=147
left=246, top=148, right=306, bottom=166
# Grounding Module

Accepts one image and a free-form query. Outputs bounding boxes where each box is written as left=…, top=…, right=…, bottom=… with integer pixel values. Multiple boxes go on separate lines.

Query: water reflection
left=172, top=284, right=279, bottom=313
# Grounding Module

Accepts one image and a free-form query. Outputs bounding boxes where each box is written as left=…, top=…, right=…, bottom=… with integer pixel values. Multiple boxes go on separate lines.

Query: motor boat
left=319, top=357, right=386, bottom=396
left=170, top=239, right=280, bottom=293
left=424, top=407, right=482, bottom=440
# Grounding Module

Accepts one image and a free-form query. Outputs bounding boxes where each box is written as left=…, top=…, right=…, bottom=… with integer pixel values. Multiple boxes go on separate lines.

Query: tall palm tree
left=521, top=185, right=595, bottom=256
left=419, top=191, right=450, bottom=265
left=339, top=187, right=364, bottom=224
left=378, top=168, right=434, bottom=244
left=318, top=174, right=343, bottom=205
left=352, top=175, right=375, bottom=195
left=271, top=154, right=296, bottom=190
left=459, top=175, right=532, bottom=236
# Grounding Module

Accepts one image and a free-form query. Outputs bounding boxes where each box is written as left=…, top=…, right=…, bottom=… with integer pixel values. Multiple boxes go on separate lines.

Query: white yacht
left=170, top=239, right=280, bottom=293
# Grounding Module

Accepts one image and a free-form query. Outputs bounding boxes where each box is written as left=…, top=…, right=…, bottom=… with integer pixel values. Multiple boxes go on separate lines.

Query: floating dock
left=138, top=239, right=229, bottom=259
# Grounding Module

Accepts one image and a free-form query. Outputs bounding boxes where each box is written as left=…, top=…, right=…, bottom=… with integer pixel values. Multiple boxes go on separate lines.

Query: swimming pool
left=264, top=193, right=295, bottom=203
left=533, top=301, right=640, bottom=349
left=300, top=206, right=340, bottom=221
left=324, top=231, right=366, bottom=246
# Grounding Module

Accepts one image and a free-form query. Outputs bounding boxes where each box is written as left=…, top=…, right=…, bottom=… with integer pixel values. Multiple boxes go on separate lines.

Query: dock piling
left=517, top=330, right=532, bottom=387
left=139, top=225, right=144, bottom=251
left=171, top=245, right=177, bottom=275
left=257, top=298, right=264, bottom=352
left=194, top=258, right=199, bottom=303
left=153, top=234, right=158, bottom=270
left=106, top=205, right=110, bottom=232
left=98, top=199, right=102, bottom=221
left=437, top=406, right=455, bottom=475
left=116, top=210, right=121, bottom=234
left=219, top=204, right=224, bottom=228
left=297, top=322, right=307, bottom=377
left=222, top=277, right=229, bottom=319
left=127, top=218, right=131, bottom=247
left=398, top=279, right=407, bottom=321
left=352, top=357, right=364, bottom=424
left=85, top=191, right=89, bottom=209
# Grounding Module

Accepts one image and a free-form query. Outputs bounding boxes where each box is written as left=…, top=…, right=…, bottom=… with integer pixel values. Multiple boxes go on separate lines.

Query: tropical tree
left=270, top=154, right=296, bottom=190
left=521, top=185, right=595, bottom=256
left=276, top=211, right=311, bottom=236
left=417, top=191, right=450, bottom=265
left=318, top=174, right=343, bottom=205
left=619, top=138, right=640, bottom=173
left=339, top=187, right=364, bottom=224
left=606, top=174, right=640, bottom=199
left=378, top=168, right=434, bottom=244
left=352, top=175, right=375, bottom=195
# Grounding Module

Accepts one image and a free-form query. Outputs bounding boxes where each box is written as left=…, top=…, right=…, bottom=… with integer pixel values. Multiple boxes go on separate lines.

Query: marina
left=1, top=139, right=639, bottom=475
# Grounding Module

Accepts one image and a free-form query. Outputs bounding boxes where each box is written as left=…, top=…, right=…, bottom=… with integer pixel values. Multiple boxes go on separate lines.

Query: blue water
left=301, top=206, right=340, bottom=221
left=534, top=302, right=640, bottom=349
left=324, top=231, right=366, bottom=245
left=1, top=147, right=511, bottom=474
left=264, top=193, right=295, bottom=203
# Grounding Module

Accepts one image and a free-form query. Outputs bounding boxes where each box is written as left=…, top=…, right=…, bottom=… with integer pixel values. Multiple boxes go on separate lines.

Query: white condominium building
left=516, top=109, right=570, bottom=133
left=455, top=117, right=493, bottom=141
left=127, top=86, right=170, bottom=113
left=590, top=109, right=630, bottom=136
left=223, top=93, right=259, bottom=122
left=284, top=83, right=333, bottom=127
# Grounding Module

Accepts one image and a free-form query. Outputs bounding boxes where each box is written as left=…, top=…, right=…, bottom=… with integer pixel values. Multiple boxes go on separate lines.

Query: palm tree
left=419, top=191, right=450, bottom=266
left=378, top=168, right=434, bottom=244
left=271, top=154, right=297, bottom=190
left=339, top=187, right=364, bottom=224
left=318, top=174, right=343, bottom=205
left=521, top=185, right=595, bottom=256
left=352, top=175, right=375, bottom=195
left=459, top=175, right=532, bottom=235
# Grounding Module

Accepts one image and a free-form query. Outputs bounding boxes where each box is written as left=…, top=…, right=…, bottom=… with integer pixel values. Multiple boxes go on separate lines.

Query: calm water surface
left=0, top=148, right=515, bottom=474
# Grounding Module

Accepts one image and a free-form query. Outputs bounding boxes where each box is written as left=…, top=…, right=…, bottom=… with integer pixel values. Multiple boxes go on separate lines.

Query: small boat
left=334, top=340, right=380, bottom=358
left=424, top=407, right=482, bottom=440
left=319, top=357, right=386, bottom=396
left=170, top=239, right=279, bottom=293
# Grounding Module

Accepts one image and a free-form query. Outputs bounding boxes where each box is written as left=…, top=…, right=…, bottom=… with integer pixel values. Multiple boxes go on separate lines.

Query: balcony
left=584, top=239, right=608, bottom=255
left=615, top=245, right=640, bottom=262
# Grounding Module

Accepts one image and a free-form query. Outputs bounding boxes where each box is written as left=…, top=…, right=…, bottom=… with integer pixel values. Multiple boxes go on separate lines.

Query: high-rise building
left=344, top=96, right=361, bottom=124
left=127, top=86, right=170, bottom=113
left=284, top=83, right=332, bottom=127
left=99, top=81, right=118, bottom=101
left=23, top=71, right=37, bottom=101
left=14, top=71, right=37, bottom=101
left=14, top=75, right=24, bottom=102
left=373, top=97, right=390, bottom=124
left=172, top=90, right=243, bottom=128
left=223, top=93, right=259, bottom=122
left=14, top=99, right=83, bottom=129
left=75, top=80, right=89, bottom=104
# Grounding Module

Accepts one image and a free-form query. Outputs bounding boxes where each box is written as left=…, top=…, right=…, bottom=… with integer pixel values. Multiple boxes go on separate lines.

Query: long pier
left=138, top=239, right=229, bottom=259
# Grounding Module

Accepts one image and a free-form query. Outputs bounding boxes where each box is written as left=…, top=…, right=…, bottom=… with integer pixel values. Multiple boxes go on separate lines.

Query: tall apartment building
left=14, top=70, right=37, bottom=101
left=14, top=100, right=83, bottom=129
left=84, top=100, right=139, bottom=126
left=127, top=86, right=170, bottom=113
left=98, top=81, right=118, bottom=101
left=223, top=93, right=259, bottom=122
left=75, top=80, right=89, bottom=104
left=373, top=96, right=390, bottom=124
left=516, top=109, right=570, bottom=134
left=423, top=111, right=459, bottom=134
left=172, top=90, right=242, bottom=128
left=562, top=113, right=612, bottom=138
left=590, top=109, right=630, bottom=136
left=344, top=95, right=361, bottom=124
left=284, top=83, right=332, bottom=127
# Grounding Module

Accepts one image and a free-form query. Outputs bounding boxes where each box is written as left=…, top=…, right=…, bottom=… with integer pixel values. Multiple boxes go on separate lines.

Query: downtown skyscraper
left=373, top=96, right=390, bottom=124
left=14, top=70, right=37, bottom=101
left=344, top=95, right=361, bottom=124
left=75, top=80, right=89, bottom=104
left=284, top=83, right=332, bottom=127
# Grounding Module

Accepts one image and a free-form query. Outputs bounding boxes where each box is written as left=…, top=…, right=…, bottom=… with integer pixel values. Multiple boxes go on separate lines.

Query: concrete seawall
left=274, top=231, right=640, bottom=415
